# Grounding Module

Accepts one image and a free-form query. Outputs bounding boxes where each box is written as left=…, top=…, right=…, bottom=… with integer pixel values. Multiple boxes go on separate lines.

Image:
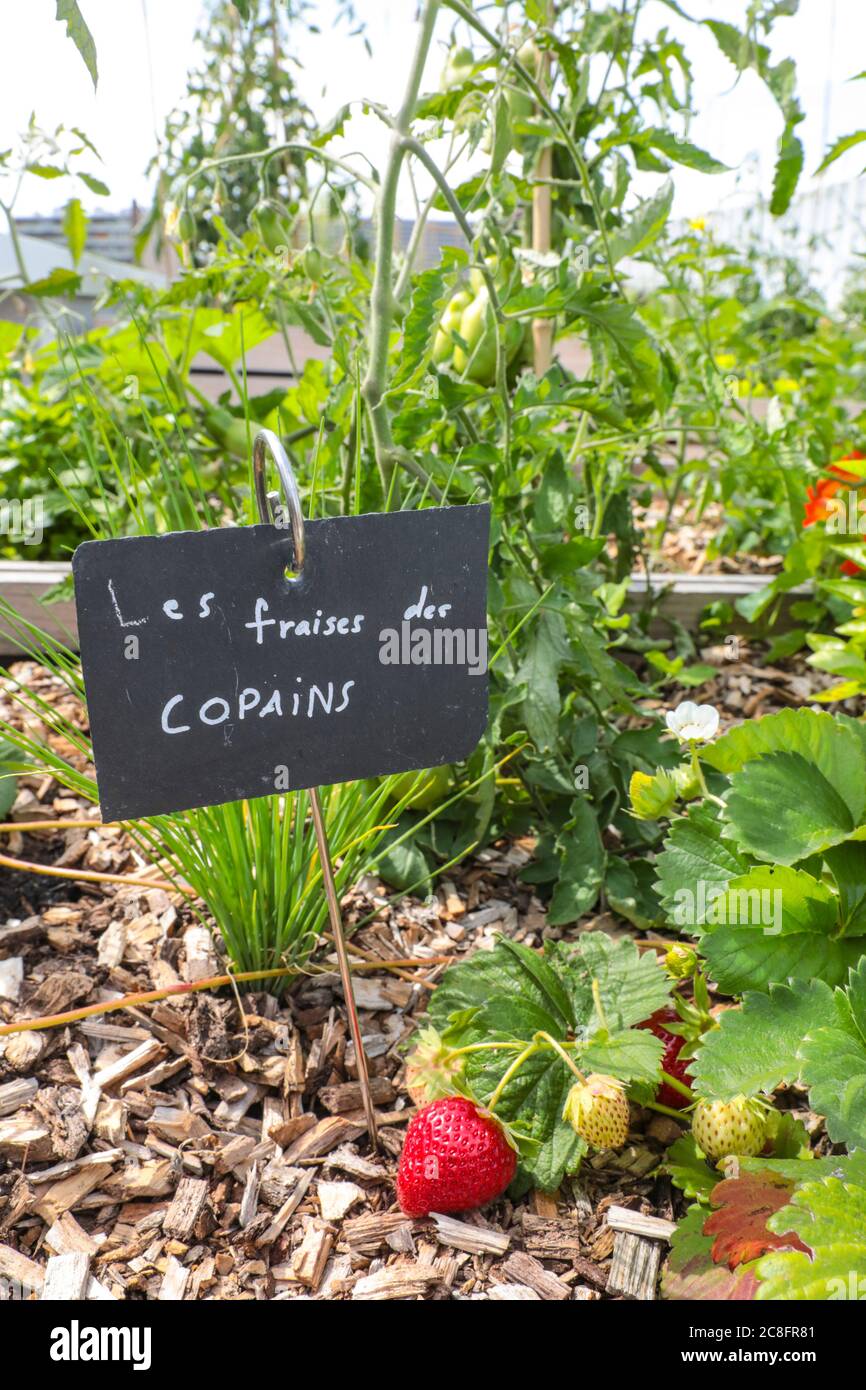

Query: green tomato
left=250, top=199, right=293, bottom=255
left=441, top=45, right=475, bottom=91
left=517, top=37, right=541, bottom=76
left=300, top=243, right=324, bottom=280
left=177, top=208, right=197, bottom=243
left=452, top=289, right=526, bottom=384
left=459, top=288, right=490, bottom=351
left=506, top=87, right=534, bottom=129
left=433, top=288, right=472, bottom=364
left=469, top=255, right=503, bottom=294
left=387, top=765, right=453, bottom=810
left=507, top=39, right=541, bottom=143
left=453, top=289, right=492, bottom=380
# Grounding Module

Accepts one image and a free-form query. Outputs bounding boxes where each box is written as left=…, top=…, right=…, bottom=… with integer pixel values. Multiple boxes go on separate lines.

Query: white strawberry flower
left=665, top=700, right=720, bottom=744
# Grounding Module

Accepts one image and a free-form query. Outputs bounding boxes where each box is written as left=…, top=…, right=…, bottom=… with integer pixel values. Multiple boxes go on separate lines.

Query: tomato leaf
left=56, top=0, right=98, bottom=89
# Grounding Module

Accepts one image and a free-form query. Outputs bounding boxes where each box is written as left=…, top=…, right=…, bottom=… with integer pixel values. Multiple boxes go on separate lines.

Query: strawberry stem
left=690, top=745, right=725, bottom=808
left=534, top=1030, right=585, bottom=1082
left=660, top=1067, right=694, bottom=1101
left=486, top=1041, right=539, bottom=1112
left=645, top=1098, right=690, bottom=1121
left=446, top=1041, right=527, bottom=1058
left=591, top=979, right=610, bottom=1032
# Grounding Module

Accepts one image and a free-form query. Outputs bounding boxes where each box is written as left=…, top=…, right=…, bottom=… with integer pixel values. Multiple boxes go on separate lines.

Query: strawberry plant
left=647, top=707, right=866, bottom=992
left=404, top=930, right=684, bottom=1193
left=664, top=1143, right=866, bottom=1302
left=661, top=956, right=866, bottom=1300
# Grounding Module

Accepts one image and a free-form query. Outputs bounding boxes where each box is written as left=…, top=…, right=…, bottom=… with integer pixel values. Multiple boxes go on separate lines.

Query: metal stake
left=252, top=429, right=379, bottom=1149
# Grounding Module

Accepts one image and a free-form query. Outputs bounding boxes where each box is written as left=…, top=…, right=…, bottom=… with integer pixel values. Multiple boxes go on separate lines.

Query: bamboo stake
left=532, top=8, right=554, bottom=376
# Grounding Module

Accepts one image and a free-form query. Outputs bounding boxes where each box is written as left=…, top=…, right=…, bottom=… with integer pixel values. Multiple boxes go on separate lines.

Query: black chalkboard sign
left=71, top=505, right=490, bottom=822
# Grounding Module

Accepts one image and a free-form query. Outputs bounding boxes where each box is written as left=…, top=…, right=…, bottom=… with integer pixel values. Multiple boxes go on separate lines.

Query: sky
left=3, top=0, right=865, bottom=228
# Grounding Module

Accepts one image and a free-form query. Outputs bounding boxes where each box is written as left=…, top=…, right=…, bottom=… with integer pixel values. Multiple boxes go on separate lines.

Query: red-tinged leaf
left=704, top=1171, right=810, bottom=1269
left=661, top=1204, right=761, bottom=1301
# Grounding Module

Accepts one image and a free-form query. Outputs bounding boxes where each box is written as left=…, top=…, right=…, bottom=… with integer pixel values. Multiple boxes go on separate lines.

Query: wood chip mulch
left=630, top=498, right=786, bottom=576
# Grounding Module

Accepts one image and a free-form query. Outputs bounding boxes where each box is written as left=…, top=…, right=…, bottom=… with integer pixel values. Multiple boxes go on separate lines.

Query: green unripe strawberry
left=563, top=1073, right=629, bottom=1150
left=692, top=1096, right=770, bottom=1160
left=673, top=762, right=703, bottom=801
left=665, top=943, right=698, bottom=980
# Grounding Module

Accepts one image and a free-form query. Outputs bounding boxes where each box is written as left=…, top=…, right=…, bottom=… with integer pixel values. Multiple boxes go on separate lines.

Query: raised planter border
left=0, top=561, right=811, bottom=658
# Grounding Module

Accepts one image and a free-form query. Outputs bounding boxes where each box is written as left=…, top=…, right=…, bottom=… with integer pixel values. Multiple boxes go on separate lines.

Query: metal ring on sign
left=252, top=428, right=306, bottom=573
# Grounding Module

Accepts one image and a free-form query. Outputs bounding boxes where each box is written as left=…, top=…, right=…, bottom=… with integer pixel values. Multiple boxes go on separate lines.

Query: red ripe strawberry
left=397, top=1097, right=517, bottom=1218
left=638, top=1007, right=692, bottom=1110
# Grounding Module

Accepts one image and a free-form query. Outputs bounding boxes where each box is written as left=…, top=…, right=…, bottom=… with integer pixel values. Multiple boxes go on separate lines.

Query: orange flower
left=803, top=455, right=864, bottom=529
left=841, top=559, right=863, bottom=577
left=803, top=476, right=842, bottom=527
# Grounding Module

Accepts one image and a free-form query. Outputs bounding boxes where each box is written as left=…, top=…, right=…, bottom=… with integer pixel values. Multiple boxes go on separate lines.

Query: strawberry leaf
left=655, top=803, right=749, bottom=931
left=578, top=1027, right=664, bottom=1085
left=770, top=1112, right=813, bottom=1159
left=661, top=1204, right=761, bottom=1301
left=549, top=932, right=672, bottom=1032
left=665, top=1135, right=719, bottom=1202
left=737, top=1152, right=866, bottom=1183
left=757, top=1173, right=866, bottom=1300
left=699, top=868, right=861, bottom=992
left=725, top=750, right=860, bottom=864
left=823, top=841, right=866, bottom=934
left=463, top=1040, right=586, bottom=1192
left=704, top=1171, right=807, bottom=1269
left=700, top=710, right=866, bottom=865
left=800, top=957, right=866, bottom=1148
left=429, top=937, right=573, bottom=1034
left=689, top=979, right=836, bottom=1100
left=703, top=708, right=866, bottom=791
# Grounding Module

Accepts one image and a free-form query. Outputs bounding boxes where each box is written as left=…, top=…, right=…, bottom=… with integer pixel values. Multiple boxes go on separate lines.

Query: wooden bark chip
left=71, top=430, right=490, bottom=1147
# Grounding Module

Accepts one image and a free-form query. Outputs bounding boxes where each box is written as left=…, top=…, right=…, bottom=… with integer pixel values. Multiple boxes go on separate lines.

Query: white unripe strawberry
left=563, top=1073, right=629, bottom=1149
left=692, top=1095, right=770, bottom=1160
